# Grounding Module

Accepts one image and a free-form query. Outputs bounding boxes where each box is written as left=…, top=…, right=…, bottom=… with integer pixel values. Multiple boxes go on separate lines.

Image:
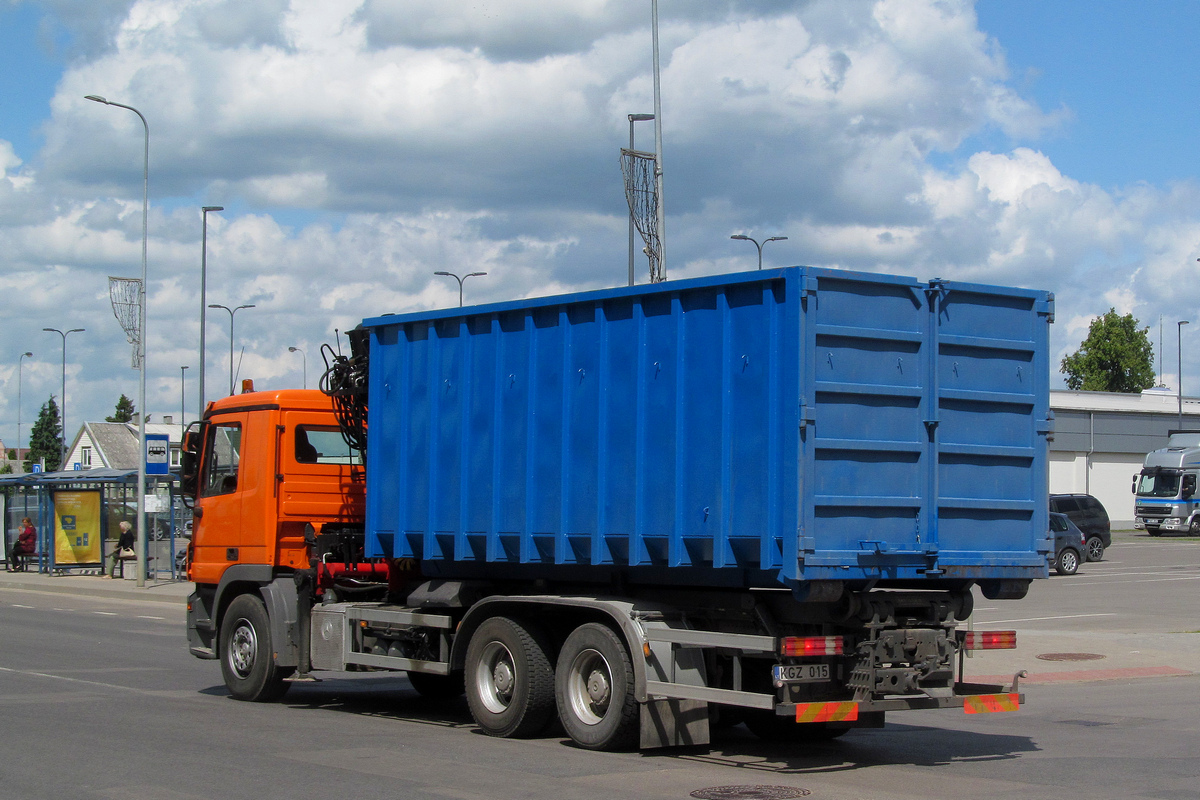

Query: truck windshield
left=1135, top=471, right=1180, bottom=498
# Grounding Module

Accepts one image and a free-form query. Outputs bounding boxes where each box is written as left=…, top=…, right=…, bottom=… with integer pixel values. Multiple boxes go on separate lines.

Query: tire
left=1190, top=518, right=1200, bottom=536
left=407, top=670, right=464, bottom=700
left=1086, top=536, right=1105, bottom=562
left=744, top=712, right=850, bottom=742
left=464, top=616, right=556, bottom=738
left=219, top=594, right=291, bottom=702
left=1055, top=547, right=1080, bottom=576
left=555, top=623, right=638, bottom=751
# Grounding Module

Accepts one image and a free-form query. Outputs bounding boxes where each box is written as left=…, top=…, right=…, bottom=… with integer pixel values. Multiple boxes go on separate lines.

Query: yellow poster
left=53, top=491, right=102, bottom=565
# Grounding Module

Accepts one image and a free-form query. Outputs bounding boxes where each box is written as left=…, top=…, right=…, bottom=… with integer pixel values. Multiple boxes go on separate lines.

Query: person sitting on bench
left=108, top=521, right=136, bottom=578
left=8, top=517, right=36, bottom=571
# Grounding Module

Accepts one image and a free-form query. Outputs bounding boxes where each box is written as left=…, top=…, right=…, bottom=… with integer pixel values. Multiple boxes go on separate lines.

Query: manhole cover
left=690, top=788, right=811, bottom=800
left=1035, top=652, right=1106, bottom=662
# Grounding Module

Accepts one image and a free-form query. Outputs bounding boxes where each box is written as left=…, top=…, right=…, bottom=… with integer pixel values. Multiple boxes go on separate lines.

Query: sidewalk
left=0, top=566, right=191, bottom=605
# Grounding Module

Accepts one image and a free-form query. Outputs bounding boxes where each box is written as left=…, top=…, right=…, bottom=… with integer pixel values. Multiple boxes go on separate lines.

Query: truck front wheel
left=555, top=623, right=638, bottom=751
left=464, top=616, right=555, bottom=738
left=219, top=594, right=291, bottom=702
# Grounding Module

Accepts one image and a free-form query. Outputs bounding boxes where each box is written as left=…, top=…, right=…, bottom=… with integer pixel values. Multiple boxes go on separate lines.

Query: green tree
left=1061, top=309, right=1155, bottom=393
left=27, top=395, right=63, bottom=472
left=106, top=393, right=136, bottom=423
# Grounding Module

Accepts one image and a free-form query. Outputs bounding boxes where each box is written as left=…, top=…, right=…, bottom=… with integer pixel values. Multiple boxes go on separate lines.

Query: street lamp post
left=85, top=93, right=150, bottom=587
left=730, top=234, right=788, bottom=269
left=42, top=328, right=84, bottom=468
left=1180, top=320, right=1190, bottom=430
left=17, top=351, right=32, bottom=468
left=627, top=113, right=654, bottom=287
left=200, top=206, right=223, bottom=418
left=433, top=271, right=487, bottom=307
left=208, top=304, right=255, bottom=395
left=180, top=366, right=188, bottom=438
left=288, top=347, right=307, bottom=389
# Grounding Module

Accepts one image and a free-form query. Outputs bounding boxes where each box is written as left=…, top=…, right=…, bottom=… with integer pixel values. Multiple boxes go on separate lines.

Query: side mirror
left=1131, top=475, right=1137, bottom=493
left=180, top=421, right=205, bottom=504
left=1183, top=475, right=1196, bottom=499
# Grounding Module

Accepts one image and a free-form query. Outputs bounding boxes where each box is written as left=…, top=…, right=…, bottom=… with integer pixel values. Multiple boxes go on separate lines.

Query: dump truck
left=1133, top=431, right=1200, bottom=535
left=184, top=266, right=1054, bottom=749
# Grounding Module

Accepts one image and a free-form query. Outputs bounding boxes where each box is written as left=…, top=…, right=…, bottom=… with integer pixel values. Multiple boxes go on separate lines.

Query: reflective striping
left=795, top=701, right=858, bottom=723
left=963, top=693, right=1020, bottom=714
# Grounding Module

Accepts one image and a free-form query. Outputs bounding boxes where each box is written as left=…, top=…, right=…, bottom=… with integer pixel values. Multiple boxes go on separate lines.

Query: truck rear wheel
left=555, top=623, right=638, bottom=751
left=219, top=594, right=291, bottom=702
left=464, top=616, right=555, bottom=738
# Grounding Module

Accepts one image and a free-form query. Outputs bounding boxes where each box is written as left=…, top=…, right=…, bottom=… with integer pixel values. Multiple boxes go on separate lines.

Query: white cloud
left=2, top=0, right=1200, bottom=449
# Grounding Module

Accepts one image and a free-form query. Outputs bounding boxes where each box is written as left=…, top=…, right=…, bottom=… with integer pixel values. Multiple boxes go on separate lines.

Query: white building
left=1049, top=388, right=1200, bottom=527
left=64, top=416, right=185, bottom=472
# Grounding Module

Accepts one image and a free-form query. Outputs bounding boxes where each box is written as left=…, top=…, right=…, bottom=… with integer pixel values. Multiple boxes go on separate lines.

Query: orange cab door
left=191, top=414, right=252, bottom=584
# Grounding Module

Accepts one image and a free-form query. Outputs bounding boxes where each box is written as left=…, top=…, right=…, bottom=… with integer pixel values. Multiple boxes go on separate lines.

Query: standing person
left=8, top=517, right=36, bottom=571
left=108, top=521, right=135, bottom=578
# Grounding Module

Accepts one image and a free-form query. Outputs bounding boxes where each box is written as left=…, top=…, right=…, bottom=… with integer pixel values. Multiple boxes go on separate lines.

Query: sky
left=2, top=0, right=1200, bottom=456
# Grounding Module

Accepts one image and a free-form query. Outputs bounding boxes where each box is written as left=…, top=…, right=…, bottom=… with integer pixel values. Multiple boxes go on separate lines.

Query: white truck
left=1133, top=432, right=1200, bottom=535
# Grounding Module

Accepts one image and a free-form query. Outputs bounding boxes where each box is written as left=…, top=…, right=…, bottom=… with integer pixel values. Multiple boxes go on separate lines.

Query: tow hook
left=1009, top=669, right=1028, bottom=692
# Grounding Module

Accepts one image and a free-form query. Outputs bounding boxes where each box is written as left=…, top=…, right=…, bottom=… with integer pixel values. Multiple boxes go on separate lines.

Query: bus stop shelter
left=0, top=468, right=184, bottom=580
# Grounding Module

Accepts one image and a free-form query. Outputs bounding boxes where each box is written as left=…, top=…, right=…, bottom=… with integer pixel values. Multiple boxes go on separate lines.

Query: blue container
left=359, top=267, right=1053, bottom=589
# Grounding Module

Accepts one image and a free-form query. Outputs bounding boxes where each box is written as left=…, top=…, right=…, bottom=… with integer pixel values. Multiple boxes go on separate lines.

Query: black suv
left=1049, top=493, right=1111, bottom=561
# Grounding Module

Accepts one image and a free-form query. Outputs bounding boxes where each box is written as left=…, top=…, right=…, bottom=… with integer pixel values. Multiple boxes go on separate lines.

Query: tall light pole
left=1179, top=319, right=1190, bottom=430
left=200, top=206, right=223, bottom=418
left=627, top=113, right=654, bottom=287
left=17, top=351, right=32, bottom=468
left=208, top=304, right=255, bottom=395
left=42, top=328, right=84, bottom=469
left=85, top=93, right=150, bottom=587
left=288, top=347, right=307, bottom=389
left=180, top=365, right=188, bottom=438
left=730, top=234, right=788, bottom=269
left=434, top=271, right=487, bottom=307
left=651, top=0, right=666, bottom=281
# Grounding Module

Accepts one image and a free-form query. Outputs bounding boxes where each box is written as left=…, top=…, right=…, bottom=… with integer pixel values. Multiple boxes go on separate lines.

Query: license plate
left=772, top=663, right=830, bottom=683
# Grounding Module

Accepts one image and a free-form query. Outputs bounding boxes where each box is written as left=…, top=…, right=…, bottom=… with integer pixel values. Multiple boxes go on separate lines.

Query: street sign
left=146, top=433, right=170, bottom=476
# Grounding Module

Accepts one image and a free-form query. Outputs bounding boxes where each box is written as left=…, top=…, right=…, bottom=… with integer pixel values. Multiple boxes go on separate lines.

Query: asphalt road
left=1, top=532, right=1197, bottom=800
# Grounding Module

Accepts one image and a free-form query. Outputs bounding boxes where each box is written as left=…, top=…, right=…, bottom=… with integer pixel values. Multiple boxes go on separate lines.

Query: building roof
left=1051, top=388, right=1200, bottom=415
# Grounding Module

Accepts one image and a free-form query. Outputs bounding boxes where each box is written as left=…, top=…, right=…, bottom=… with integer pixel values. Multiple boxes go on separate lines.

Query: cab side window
left=294, top=425, right=360, bottom=465
left=201, top=423, right=242, bottom=497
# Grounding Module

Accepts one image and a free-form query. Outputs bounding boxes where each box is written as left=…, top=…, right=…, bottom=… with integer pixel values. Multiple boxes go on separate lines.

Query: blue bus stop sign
left=146, top=433, right=170, bottom=476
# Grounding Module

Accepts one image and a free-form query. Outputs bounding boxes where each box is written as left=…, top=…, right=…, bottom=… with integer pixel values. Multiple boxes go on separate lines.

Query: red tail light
left=960, top=630, right=1017, bottom=650
left=780, top=636, right=844, bottom=656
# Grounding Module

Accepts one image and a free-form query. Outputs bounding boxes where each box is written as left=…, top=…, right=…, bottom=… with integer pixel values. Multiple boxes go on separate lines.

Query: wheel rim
left=565, top=647, right=613, bottom=726
left=475, top=640, right=517, bottom=714
left=1088, top=538, right=1104, bottom=560
left=1063, top=552, right=1077, bottom=573
left=228, top=618, right=258, bottom=679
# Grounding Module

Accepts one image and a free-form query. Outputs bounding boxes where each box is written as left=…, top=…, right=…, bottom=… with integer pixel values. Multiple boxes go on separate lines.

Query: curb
left=0, top=577, right=190, bottom=605
left=973, top=665, right=1193, bottom=685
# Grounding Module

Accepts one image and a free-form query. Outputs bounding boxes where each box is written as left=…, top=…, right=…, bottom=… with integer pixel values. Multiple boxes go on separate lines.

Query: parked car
left=1050, top=512, right=1087, bottom=575
left=1050, top=493, right=1111, bottom=561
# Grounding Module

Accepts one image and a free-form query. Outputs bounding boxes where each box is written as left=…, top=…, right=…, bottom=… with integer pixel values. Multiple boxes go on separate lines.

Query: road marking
left=11, top=604, right=34, bottom=609
left=973, top=613, right=1118, bottom=625
left=137, top=615, right=165, bottom=620
left=1066, top=575, right=1200, bottom=587
left=92, top=611, right=118, bottom=616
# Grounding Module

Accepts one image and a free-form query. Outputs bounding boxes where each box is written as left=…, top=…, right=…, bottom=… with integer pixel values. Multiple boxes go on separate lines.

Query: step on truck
left=1133, top=432, right=1200, bottom=535
left=184, top=266, right=1054, bottom=750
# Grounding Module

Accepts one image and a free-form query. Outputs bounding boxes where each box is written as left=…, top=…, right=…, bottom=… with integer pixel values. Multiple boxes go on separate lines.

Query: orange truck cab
left=183, top=389, right=374, bottom=693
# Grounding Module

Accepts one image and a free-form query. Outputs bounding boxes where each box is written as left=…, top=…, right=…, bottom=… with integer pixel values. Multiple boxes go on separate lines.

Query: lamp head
left=466, top=272, right=487, bottom=278
left=23, top=351, right=32, bottom=357
left=766, top=236, right=789, bottom=243
left=434, top=271, right=452, bottom=277
left=84, top=95, right=108, bottom=105
left=629, top=113, right=655, bottom=122
left=288, top=347, right=299, bottom=353
left=202, top=205, right=224, bottom=213
left=730, top=235, right=750, bottom=241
